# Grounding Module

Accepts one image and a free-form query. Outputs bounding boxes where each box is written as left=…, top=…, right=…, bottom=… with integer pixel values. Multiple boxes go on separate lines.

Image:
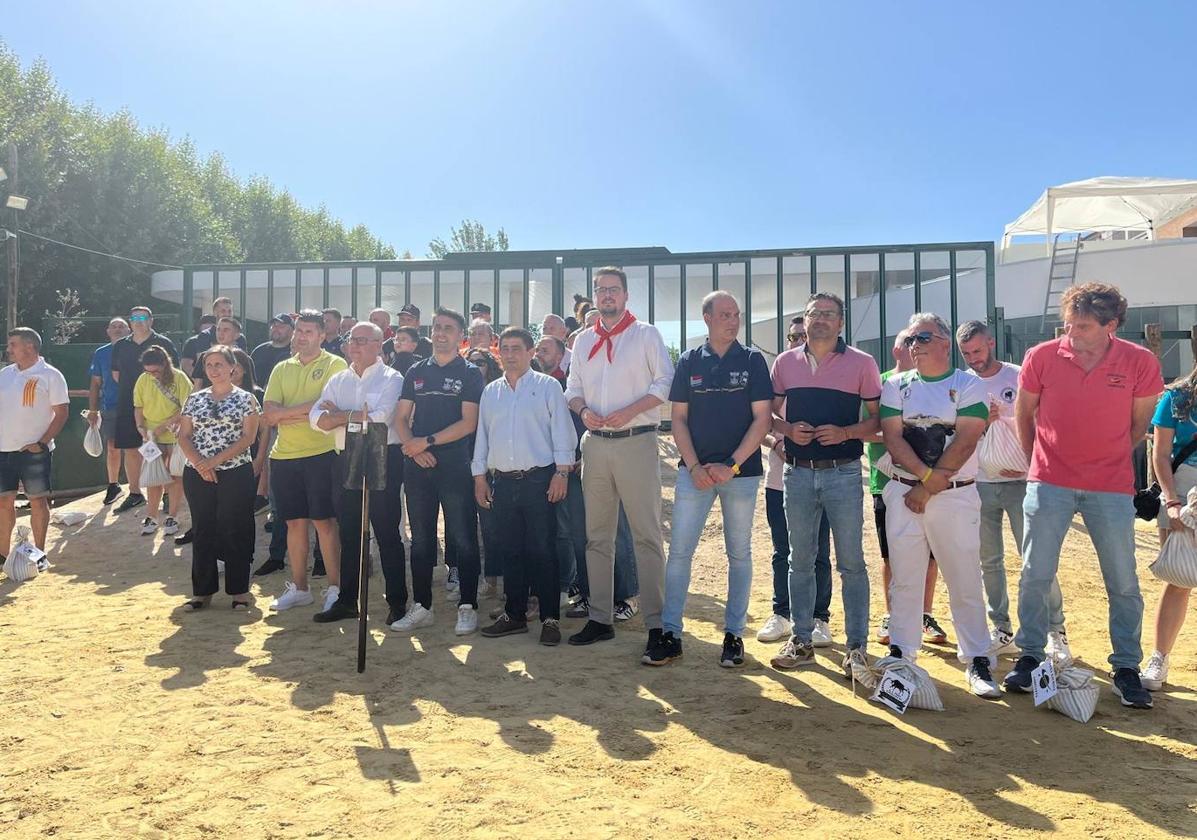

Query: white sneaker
left=1046, top=630, right=1073, bottom=667
left=140, top=517, right=158, bottom=536
left=875, top=614, right=891, bottom=644
left=811, top=619, right=833, bottom=648
left=966, top=658, right=1002, bottom=699
left=270, top=581, right=314, bottom=611
left=756, top=614, right=792, bottom=643
left=614, top=597, right=639, bottom=621
left=1142, top=651, right=1169, bottom=691
left=444, top=567, right=460, bottom=593
left=987, top=627, right=1017, bottom=656
left=455, top=604, right=478, bottom=636
left=390, top=604, right=434, bottom=633
left=162, top=516, right=179, bottom=536
left=217, top=559, right=225, bottom=577
left=841, top=647, right=869, bottom=681
left=323, top=585, right=340, bottom=612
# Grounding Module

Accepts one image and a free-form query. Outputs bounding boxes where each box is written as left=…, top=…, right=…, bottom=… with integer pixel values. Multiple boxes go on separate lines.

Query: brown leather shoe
left=480, top=613, right=528, bottom=638
left=539, top=619, right=561, bottom=646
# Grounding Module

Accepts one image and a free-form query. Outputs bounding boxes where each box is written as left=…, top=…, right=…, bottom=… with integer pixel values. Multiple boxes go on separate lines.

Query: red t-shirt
left=1019, top=336, right=1162, bottom=494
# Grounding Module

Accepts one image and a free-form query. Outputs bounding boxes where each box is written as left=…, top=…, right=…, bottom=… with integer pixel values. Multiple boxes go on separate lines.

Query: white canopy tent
left=1001, top=176, right=1197, bottom=253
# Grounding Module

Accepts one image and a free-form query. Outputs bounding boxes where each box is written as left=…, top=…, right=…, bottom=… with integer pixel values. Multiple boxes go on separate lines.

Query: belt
left=589, top=425, right=658, bottom=439
left=490, top=465, right=554, bottom=480
left=784, top=455, right=858, bottom=470
left=891, top=474, right=975, bottom=490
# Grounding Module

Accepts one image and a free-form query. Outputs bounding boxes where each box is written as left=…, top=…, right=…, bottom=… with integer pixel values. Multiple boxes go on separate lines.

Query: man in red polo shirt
left=1003, top=282, right=1162, bottom=710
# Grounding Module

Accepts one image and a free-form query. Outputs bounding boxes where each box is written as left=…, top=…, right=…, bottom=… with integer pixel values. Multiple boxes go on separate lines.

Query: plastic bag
left=977, top=416, right=1029, bottom=479
left=850, top=653, right=944, bottom=712
left=168, top=444, right=187, bottom=478
left=50, top=510, right=88, bottom=526
left=140, top=451, right=173, bottom=490
left=82, top=411, right=103, bottom=458
left=1044, top=667, right=1099, bottom=723
left=3, top=526, right=45, bottom=582
left=1150, top=488, right=1197, bottom=589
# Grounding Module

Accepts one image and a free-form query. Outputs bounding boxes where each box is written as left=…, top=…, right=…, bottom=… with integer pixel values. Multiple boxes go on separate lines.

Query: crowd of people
left=2, top=275, right=1192, bottom=711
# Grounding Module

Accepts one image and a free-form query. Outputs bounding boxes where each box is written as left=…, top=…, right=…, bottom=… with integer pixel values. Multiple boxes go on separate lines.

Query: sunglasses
left=787, top=333, right=805, bottom=342
left=902, top=331, right=943, bottom=347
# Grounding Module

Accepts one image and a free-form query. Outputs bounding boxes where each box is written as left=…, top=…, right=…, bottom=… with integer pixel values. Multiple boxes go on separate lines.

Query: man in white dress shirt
left=564, top=267, right=675, bottom=652
left=474, top=327, right=577, bottom=646
left=309, top=322, right=407, bottom=624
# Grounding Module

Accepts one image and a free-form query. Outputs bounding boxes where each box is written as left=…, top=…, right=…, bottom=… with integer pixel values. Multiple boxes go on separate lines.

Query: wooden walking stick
left=344, top=407, right=388, bottom=674
left=357, top=461, right=370, bottom=674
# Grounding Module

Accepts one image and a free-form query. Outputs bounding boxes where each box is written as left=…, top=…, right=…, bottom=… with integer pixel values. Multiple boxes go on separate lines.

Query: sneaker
left=1003, top=655, right=1039, bottom=693
left=525, top=595, right=540, bottom=622
left=614, top=598, right=639, bottom=621
left=253, top=495, right=270, bottom=514
left=988, top=627, right=1017, bottom=656
left=322, top=585, right=340, bottom=612
left=719, top=633, right=744, bottom=668
left=139, top=517, right=158, bottom=536
left=253, top=558, right=285, bottom=576
left=875, top=614, right=891, bottom=645
left=559, top=591, right=573, bottom=611
left=540, top=619, right=561, bottom=646
left=966, top=657, right=1002, bottom=699
left=841, top=647, right=869, bottom=680
left=455, top=605, right=478, bottom=636
left=102, top=483, right=121, bottom=505
left=173, top=528, right=193, bottom=546
left=390, top=604, right=434, bottom=633
left=162, top=516, right=179, bottom=536
left=481, top=613, right=528, bottom=637
left=1111, top=668, right=1153, bottom=709
left=757, top=614, right=792, bottom=643
left=445, top=567, right=460, bottom=593
left=1046, top=630, right=1073, bottom=666
left=311, top=558, right=326, bottom=578
left=115, top=493, right=145, bottom=514
left=488, top=603, right=506, bottom=620
left=811, top=619, right=833, bottom=648
left=565, top=598, right=590, bottom=619
left=270, top=582, right=314, bottom=611
left=642, top=631, right=683, bottom=666
left=216, top=559, right=225, bottom=577
left=314, top=600, right=358, bottom=623
left=770, top=637, right=815, bottom=670
left=385, top=607, right=405, bottom=626
left=922, top=614, right=948, bottom=645
left=568, top=620, right=615, bottom=646
left=1141, top=651, right=1169, bottom=691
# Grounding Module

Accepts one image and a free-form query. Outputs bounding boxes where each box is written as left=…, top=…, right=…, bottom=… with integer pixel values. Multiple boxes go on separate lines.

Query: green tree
left=428, top=219, right=509, bottom=258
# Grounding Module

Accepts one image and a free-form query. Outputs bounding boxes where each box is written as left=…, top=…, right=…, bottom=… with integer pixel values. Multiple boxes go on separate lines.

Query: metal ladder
left=1040, top=233, right=1081, bottom=332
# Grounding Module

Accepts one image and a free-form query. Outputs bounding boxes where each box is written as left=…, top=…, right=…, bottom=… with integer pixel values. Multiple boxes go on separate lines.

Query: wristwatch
left=723, top=457, right=740, bottom=475
left=425, top=434, right=437, bottom=446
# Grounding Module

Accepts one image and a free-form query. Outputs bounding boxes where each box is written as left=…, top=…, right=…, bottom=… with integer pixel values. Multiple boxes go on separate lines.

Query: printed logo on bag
left=1031, top=659, right=1059, bottom=707
left=1105, top=372, right=1127, bottom=389
left=872, top=669, right=911, bottom=715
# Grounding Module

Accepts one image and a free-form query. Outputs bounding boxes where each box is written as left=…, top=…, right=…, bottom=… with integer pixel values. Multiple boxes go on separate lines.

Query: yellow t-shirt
left=263, top=350, right=347, bottom=460
left=132, top=368, right=193, bottom=444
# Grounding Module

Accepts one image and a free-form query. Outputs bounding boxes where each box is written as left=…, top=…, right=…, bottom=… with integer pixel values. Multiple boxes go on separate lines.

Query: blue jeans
left=765, top=488, right=831, bottom=621
left=977, top=480, right=1064, bottom=633
left=662, top=470, right=760, bottom=636
left=405, top=453, right=480, bottom=609
left=783, top=462, right=869, bottom=649
left=1015, top=481, right=1142, bottom=669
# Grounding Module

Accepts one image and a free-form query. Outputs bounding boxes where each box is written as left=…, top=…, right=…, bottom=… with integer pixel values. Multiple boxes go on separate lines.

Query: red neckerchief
left=588, top=311, right=637, bottom=362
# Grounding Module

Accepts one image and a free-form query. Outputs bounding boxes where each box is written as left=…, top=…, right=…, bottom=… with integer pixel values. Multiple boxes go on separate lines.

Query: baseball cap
left=399, top=303, right=421, bottom=318
left=269, top=313, right=295, bottom=326
left=470, top=302, right=492, bottom=315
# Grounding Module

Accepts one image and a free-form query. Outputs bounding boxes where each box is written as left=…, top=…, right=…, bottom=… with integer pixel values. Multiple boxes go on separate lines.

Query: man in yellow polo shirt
left=263, top=310, right=347, bottom=612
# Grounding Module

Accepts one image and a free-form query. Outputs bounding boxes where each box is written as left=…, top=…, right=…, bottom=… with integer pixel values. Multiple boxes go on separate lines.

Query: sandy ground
left=2, top=438, right=1195, bottom=839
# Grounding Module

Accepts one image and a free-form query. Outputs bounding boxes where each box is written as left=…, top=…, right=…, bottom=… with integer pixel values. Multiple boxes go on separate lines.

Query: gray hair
left=907, top=312, right=952, bottom=338
left=955, top=319, right=990, bottom=344
left=469, top=318, right=494, bottom=336
left=350, top=322, right=385, bottom=341
left=701, top=290, right=739, bottom=316
left=7, top=327, right=41, bottom=352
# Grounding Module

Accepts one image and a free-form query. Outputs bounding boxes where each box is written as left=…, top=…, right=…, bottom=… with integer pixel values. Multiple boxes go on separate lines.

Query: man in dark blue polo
left=648, top=292, right=773, bottom=668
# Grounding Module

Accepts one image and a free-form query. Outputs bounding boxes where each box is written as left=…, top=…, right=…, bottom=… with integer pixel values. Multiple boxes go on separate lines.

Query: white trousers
left=883, top=479, right=993, bottom=664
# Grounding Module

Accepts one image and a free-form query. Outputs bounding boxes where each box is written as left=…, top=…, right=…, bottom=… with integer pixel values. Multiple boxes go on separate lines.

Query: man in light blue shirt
left=473, top=326, right=577, bottom=646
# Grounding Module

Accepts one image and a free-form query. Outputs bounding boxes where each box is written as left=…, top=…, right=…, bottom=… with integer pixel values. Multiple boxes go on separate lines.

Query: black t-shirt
left=251, top=341, right=294, bottom=387
left=382, top=336, right=432, bottom=368
left=182, top=327, right=246, bottom=363
left=114, top=332, right=179, bottom=411
left=399, top=355, right=484, bottom=459
left=321, top=336, right=345, bottom=358
left=389, top=351, right=421, bottom=375
left=668, top=341, right=773, bottom=477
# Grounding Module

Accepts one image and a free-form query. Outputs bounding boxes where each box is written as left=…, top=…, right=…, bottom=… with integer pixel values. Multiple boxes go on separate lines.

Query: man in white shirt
left=0, top=328, right=69, bottom=558
left=309, top=323, right=406, bottom=625
left=564, top=267, right=675, bottom=652
left=474, top=327, right=577, bottom=646
left=957, top=320, right=1069, bottom=660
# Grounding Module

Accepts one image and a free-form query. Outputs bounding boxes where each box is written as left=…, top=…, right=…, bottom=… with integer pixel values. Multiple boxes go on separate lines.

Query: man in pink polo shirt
left=1003, top=282, right=1162, bottom=710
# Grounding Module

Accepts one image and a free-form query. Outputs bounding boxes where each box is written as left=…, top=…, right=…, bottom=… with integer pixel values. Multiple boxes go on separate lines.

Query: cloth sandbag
left=168, top=444, right=187, bottom=478
left=852, top=654, right=944, bottom=712
left=3, top=526, right=44, bottom=582
left=977, top=416, right=1029, bottom=479
left=1150, top=488, right=1197, bottom=589
left=140, top=451, right=173, bottom=490
left=1044, top=667, right=1099, bottom=724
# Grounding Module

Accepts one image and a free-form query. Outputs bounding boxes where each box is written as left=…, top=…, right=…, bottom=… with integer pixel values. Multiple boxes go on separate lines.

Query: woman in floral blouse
left=175, top=345, right=261, bottom=610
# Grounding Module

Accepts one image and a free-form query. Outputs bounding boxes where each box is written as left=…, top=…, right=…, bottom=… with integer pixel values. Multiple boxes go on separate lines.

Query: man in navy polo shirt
left=769, top=292, right=882, bottom=677
left=648, top=292, right=772, bottom=668
left=394, top=307, right=486, bottom=637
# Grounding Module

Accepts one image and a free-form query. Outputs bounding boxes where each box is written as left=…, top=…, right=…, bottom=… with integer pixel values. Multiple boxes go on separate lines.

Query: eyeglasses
left=804, top=309, right=840, bottom=321
left=902, top=331, right=944, bottom=347
left=786, top=333, right=805, bottom=342
left=594, top=285, right=624, bottom=296
left=346, top=336, right=379, bottom=346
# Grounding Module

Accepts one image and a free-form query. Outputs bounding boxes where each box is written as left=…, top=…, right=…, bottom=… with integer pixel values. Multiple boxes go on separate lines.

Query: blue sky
left=7, top=1, right=1197, bottom=257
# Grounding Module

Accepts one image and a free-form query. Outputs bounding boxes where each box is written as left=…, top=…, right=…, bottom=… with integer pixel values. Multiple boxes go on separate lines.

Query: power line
left=15, top=228, right=182, bottom=270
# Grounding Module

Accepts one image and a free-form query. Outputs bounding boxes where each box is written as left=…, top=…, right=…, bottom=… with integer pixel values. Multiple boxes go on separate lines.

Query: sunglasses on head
left=902, top=331, right=942, bottom=347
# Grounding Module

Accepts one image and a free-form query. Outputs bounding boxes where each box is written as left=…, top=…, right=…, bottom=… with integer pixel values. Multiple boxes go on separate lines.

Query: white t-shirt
left=880, top=368, right=989, bottom=483
left=764, top=444, right=784, bottom=491
left=0, top=358, right=70, bottom=452
left=967, top=361, right=1023, bottom=483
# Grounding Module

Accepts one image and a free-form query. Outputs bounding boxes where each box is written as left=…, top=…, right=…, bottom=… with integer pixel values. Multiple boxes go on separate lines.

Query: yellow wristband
left=920, top=467, right=933, bottom=483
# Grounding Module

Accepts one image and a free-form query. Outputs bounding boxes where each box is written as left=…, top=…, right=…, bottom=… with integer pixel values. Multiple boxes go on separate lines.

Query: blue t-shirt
left=1152, top=387, right=1197, bottom=467
left=88, top=343, right=119, bottom=411
left=669, top=340, right=773, bottom=477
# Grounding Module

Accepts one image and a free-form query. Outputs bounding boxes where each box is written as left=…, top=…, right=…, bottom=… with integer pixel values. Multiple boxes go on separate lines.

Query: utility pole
left=5, top=142, right=18, bottom=332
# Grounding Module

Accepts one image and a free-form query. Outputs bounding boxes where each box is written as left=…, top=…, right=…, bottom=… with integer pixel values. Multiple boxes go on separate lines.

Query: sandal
left=183, top=598, right=210, bottom=611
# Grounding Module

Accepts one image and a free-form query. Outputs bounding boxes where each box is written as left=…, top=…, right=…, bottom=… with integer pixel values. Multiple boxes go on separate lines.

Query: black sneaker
left=102, top=483, right=121, bottom=505
left=1003, top=655, right=1039, bottom=693
left=114, top=493, right=145, bottom=513
left=642, top=631, right=682, bottom=666
left=644, top=628, right=663, bottom=656
left=568, top=620, right=615, bottom=646
left=313, top=601, right=359, bottom=623
left=253, top=495, right=270, bottom=514
left=922, top=613, right=948, bottom=645
left=481, top=613, right=529, bottom=637
left=565, top=597, right=590, bottom=619
left=311, top=558, right=327, bottom=578
left=1111, top=668, right=1153, bottom=709
left=719, top=633, right=744, bottom=668
left=174, top=528, right=193, bottom=546
left=253, top=558, right=285, bottom=577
